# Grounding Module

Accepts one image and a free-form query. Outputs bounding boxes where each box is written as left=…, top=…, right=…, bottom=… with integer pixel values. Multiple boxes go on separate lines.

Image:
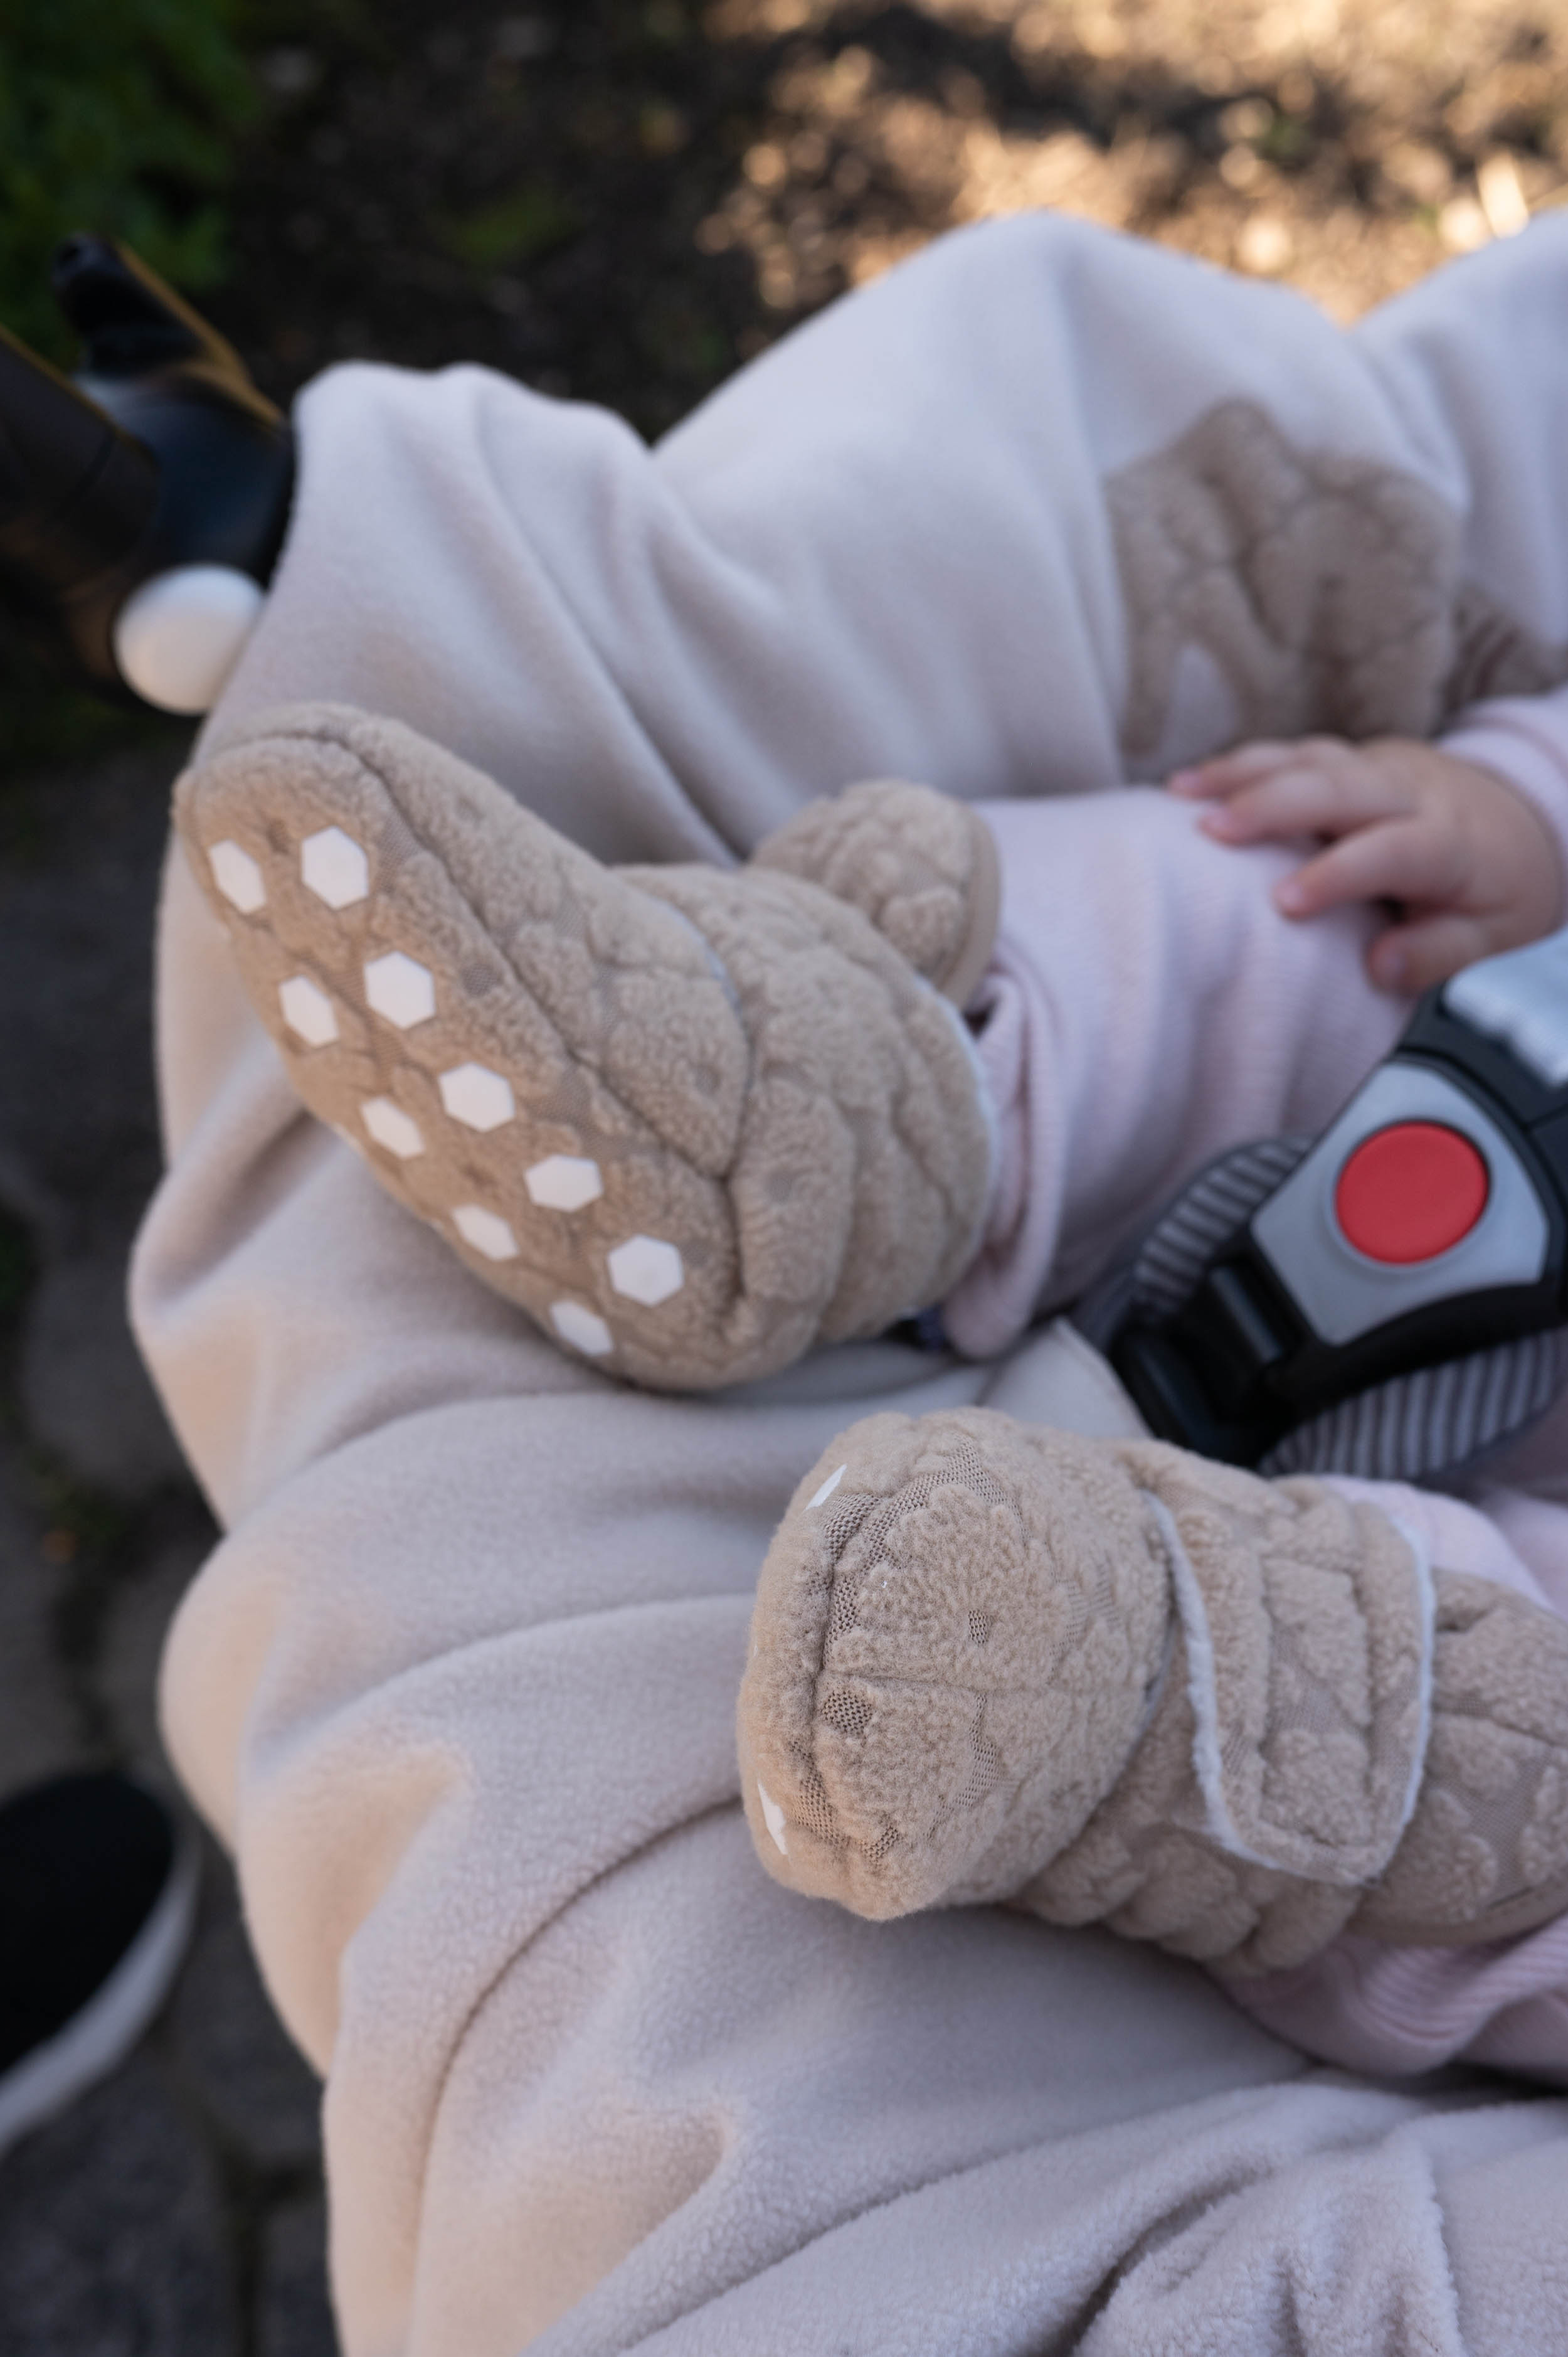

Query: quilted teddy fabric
left=139, top=210, right=1568, bottom=2353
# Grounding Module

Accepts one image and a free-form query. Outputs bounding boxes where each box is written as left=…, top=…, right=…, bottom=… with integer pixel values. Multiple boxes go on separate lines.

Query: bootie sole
left=737, top=1406, right=1170, bottom=1920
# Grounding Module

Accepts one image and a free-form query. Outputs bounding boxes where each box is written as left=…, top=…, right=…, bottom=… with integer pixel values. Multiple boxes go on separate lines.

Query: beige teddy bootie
left=738, top=1407, right=1568, bottom=1974
left=176, top=704, right=996, bottom=1390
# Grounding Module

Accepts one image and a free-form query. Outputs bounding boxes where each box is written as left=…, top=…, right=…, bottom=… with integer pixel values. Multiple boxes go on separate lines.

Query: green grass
left=0, top=0, right=259, bottom=365
left=440, top=181, right=588, bottom=275
left=0, top=1, right=266, bottom=762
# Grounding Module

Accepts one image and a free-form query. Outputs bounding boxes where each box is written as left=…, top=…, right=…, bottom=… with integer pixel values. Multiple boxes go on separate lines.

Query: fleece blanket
left=138, top=210, right=1568, bottom=2354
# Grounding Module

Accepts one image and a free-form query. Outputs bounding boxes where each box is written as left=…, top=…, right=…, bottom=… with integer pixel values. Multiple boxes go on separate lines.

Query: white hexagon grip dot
left=360, top=1097, right=424, bottom=1159
left=277, top=974, right=339, bottom=1047
left=208, top=839, right=266, bottom=913
left=607, top=1234, right=684, bottom=1307
left=757, top=1780, right=790, bottom=1857
left=551, top=1300, right=614, bottom=1357
left=438, top=1062, right=516, bottom=1132
left=524, top=1154, right=602, bottom=1212
left=301, top=825, right=370, bottom=909
left=364, top=950, right=436, bottom=1029
left=452, top=1203, right=518, bottom=1261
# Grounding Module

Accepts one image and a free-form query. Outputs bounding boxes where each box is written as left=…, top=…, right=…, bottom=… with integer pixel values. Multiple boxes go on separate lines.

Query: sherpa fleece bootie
left=176, top=704, right=995, bottom=1391
left=738, top=1407, right=1568, bottom=1976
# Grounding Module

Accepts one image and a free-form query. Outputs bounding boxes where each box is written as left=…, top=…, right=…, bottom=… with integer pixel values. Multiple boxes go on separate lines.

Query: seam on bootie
left=1145, top=1492, right=1280, bottom=1874
left=1145, top=1490, right=1437, bottom=1886
left=931, top=986, right=998, bottom=1302
left=1382, top=1513, right=1437, bottom=1854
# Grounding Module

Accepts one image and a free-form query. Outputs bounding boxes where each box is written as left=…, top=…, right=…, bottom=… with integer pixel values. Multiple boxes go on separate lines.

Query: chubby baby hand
left=1168, top=735, right=1565, bottom=994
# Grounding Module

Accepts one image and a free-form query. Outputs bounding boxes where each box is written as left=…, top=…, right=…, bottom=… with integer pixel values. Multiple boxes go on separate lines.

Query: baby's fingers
left=1271, top=817, right=1459, bottom=918
left=1367, top=913, right=1497, bottom=995
left=1197, top=755, right=1414, bottom=849
left=1168, top=740, right=1315, bottom=798
left=1169, top=735, right=1362, bottom=806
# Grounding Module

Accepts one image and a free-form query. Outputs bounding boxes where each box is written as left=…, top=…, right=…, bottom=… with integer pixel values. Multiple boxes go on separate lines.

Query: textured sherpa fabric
left=749, top=776, right=1002, bottom=1005
left=744, top=1412, right=1568, bottom=1984
left=736, top=1407, right=1172, bottom=1921
left=139, top=213, right=1568, bottom=2356
left=1352, top=1571, right=1568, bottom=1948
left=174, top=703, right=991, bottom=1390
left=739, top=1410, right=1469, bottom=1974
left=1022, top=1443, right=1437, bottom=1976
left=1104, top=395, right=1568, bottom=765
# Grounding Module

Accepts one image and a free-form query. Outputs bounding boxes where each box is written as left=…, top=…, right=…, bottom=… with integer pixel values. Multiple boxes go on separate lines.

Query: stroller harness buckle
left=1110, top=925, right=1568, bottom=1477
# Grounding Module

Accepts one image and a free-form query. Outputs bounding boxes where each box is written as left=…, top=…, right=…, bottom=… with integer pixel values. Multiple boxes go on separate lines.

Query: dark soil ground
left=1, top=4, right=1565, bottom=2348
left=209, top=0, right=1568, bottom=425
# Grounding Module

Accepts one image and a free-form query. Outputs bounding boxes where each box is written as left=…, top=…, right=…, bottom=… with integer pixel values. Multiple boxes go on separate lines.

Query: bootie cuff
left=1025, top=1448, right=1434, bottom=1974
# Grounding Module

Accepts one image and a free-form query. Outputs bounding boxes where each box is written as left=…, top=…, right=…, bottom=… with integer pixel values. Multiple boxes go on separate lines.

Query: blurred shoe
left=0, top=1770, right=199, bottom=2159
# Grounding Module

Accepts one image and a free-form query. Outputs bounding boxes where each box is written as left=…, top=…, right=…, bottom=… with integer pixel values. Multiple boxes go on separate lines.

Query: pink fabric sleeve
left=1440, top=679, right=1568, bottom=903
left=940, top=789, right=1406, bottom=1357
left=1227, top=1476, right=1568, bottom=2085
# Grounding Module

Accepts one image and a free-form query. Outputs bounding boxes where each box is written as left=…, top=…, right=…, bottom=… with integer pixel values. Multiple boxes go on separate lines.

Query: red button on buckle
left=1334, top=1122, right=1489, bottom=1265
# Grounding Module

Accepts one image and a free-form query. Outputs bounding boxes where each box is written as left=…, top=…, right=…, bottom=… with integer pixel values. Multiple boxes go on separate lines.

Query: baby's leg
left=738, top=1407, right=1568, bottom=1979
left=176, top=703, right=995, bottom=1390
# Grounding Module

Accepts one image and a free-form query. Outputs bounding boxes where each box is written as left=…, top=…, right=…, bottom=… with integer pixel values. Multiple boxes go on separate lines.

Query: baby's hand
left=1169, top=735, right=1565, bottom=993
